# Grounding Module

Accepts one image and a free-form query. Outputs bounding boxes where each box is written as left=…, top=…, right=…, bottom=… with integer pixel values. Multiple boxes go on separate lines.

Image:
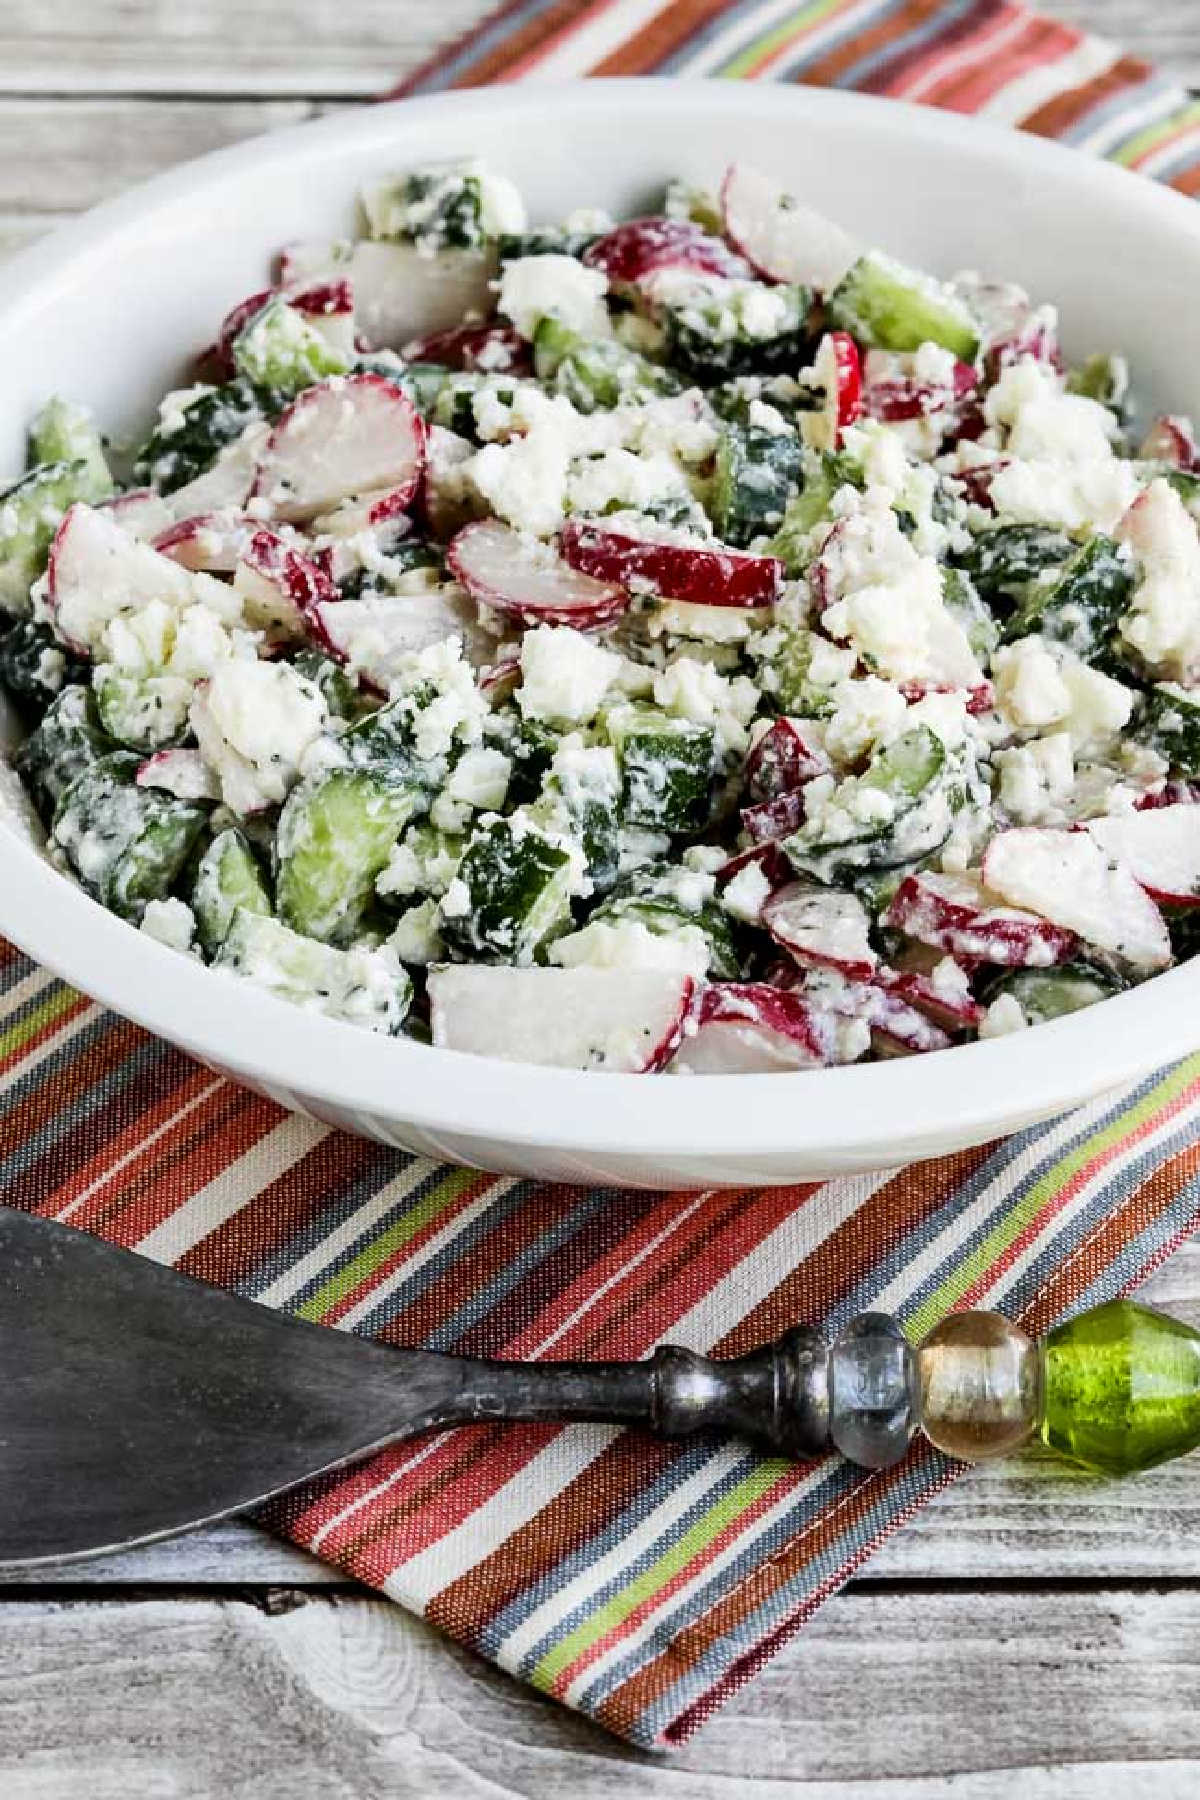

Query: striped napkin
left=7, top=0, right=1200, bottom=1751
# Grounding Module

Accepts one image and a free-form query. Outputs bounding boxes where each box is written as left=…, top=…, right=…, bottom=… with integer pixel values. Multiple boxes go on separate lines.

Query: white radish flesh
left=448, top=520, right=628, bottom=630
left=251, top=374, right=425, bottom=525
left=47, top=504, right=242, bottom=655
left=428, top=966, right=695, bottom=1072
left=764, top=883, right=878, bottom=981
left=983, top=828, right=1172, bottom=972
left=1085, top=804, right=1200, bottom=906
left=720, top=164, right=861, bottom=291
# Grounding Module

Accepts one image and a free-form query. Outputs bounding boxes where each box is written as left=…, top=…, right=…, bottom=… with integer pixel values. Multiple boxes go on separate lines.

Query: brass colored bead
left=916, top=1311, right=1041, bottom=1461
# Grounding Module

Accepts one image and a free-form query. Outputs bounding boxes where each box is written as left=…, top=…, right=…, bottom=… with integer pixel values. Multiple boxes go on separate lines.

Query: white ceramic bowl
left=4, top=78, right=1200, bottom=1189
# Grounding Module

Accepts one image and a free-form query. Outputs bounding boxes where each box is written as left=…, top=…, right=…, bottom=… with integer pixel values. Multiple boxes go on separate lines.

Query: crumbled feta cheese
left=389, top=899, right=445, bottom=966
left=1117, top=479, right=1200, bottom=682
left=190, top=660, right=327, bottom=815
left=139, top=897, right=196, bottom=955
left=549, top=916, right=711, bottom=977
left=721, top=861, right=771, bottom=923
left=978, top=993, right=1029, bottom=1038
left=497, top=254, right=609, bottom=341
left=824, top=675, right=908, bottom=765
left=996, top=732, right=1075, bottom=825
left=518, top=625, right=621, bottom=724
left=991, top=636, right=1070, bottom=731
left=445, top=745, right=512, bottom=811
left=982, top=357, right=1140, bottom=532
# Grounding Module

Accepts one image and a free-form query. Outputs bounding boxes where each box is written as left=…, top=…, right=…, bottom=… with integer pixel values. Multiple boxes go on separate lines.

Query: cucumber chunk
left=192, top=826, right=273, bottom=956
left=532, top=320, right=681, bottom=413
left=989, top=963, right=1121, bottom=1024
left=0, top=619, right=84, bottom=719
left=215, top=907, right=411, bottom=1034
left=784, top=727, right=950, bottom=882
left=344, top=686, right=454, bottom=792
left=431, top=371, right=522, bottom=441
left=0, top=460, right=114, bottom=615
left=439, top=815, right=575, bottom=962
left=1138, top=684, right=1200, bottom=778
left=53, top=753, right=208, bottom=922
left=275, top=767, right=421, bottom=945
left=659, top=279, right=811, bottom=379
left=827, top=251, right=980, bottom=361
left=604, top=704, right=715, bottom=833
left=766, top=450, right=863, bottom=575
left=941, top=566, right=999, bottom=663
left=748, top=624, right=843, bottom=718
left=589, top=887, right=740, bottom=979
left=231, top=296, right=350, bottom=395
left=27, top=398, right=113, bottom=497
left=1066, top=353, right=1130, bottom=418
left=361, top=166, right=494, bottom=252
left=711, top=423, right=803, bottom=548
left=955, top=524, right=1074, bottom=610
left=1004, top=534, right=1133, bottom=657
left=497, top=228, right=597, bottom=264
left=337, top=541, right=441, bottom=602
left=290, top=649, right=375, bottom=721
left=94, top=672, right=192, bottom=754
left=14, top=685, right=115, bottom=820
left=535, top=741, right=623, bottom=897
left=133, top=380, right=275, bottom=495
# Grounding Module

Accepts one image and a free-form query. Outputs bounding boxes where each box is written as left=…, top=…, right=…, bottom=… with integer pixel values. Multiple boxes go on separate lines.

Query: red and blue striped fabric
left=7, top=0, right=1200, bottom=1749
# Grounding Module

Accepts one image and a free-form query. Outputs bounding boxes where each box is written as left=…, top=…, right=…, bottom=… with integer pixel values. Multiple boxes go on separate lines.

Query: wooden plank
left=0, top=99, right=330, bottom=220
left=0, top=0, right=1196, bottom=94
left=1, top=1585, right=1199, bottom=1794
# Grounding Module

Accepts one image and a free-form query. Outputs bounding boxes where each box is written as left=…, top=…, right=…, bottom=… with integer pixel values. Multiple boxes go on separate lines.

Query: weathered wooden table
left=3, top=4, right=1200, bottom=1792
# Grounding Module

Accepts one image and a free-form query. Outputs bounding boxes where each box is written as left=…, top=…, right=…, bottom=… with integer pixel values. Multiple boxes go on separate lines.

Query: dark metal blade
left=0, top=1207, right=464, bottom=1567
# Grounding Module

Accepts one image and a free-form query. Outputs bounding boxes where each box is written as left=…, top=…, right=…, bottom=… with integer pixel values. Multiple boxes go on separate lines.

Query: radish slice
left=479, top=654, right=522, bottom=704
left=1139, top=415, right=1200, bottom=472
left=96, top=488, right=174, bottom=542
left=716, top=839, right=791, bottom=890
left=428, top=965, right=695, bottom=1073
left=581, top=218, right=750, bottom=286
left=211, top=287, right=273, bottom=375
left=741, top=789, right=807, bottom=845
left=669, top=983, right=848, bottom=1074
left=351, top=241, right=497, bottom=350
left=1084, top=804, right=1200, bottom=907
left=744, top=717, right=831, bottom=800
left=802, top=332, right=863, bottom=452
left=403, top=321, right=531, bottom=375
left=719, top=164, right=862, bottom=291
left=982, top=828, right=1172, bottom=973
left=154, top=510, right=258, bottom=573
left=898, top=677, right=994, bottom=716
left=884, top=869, right=1077, bottom=968
left=877, top=964, right=984, bottom=1033
left=251, top=373, right=425, bottom=525
left=46, top=503, right=241, bottom=655
left=560, top=519, right=782, bottom=610
left=862, top=352, right=977, bottom=424
left=448, top=520, right=629, bottom=630
left=309, top=588, right=491, bottom=688
left=985, top=312, right=1062, bottom=379
left=763, top=883, right=878, bottom=982
left=136, top=748, right=220, bottom=803
left=311, top=487, right=415, bottom=538
left=166, top=420, right=271, bottom=520
left=807, top=974, right=953, bottom=1057
left=234, top=528, right=337, bottom=642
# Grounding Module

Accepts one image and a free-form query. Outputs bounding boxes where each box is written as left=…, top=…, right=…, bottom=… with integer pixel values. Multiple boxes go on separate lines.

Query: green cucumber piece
left=710, top=423, right=803, bottom=548
left=955, top=524, right=1075, bottom=610
left=192, top=827, right=273, bottom=956
left=749, top=624, right=841, bottom=718
left=662, top=280, right=811, bottom=379
left=532, top=320, right=681, bottom=413
left=784, top=727, right=950, bottom=882
left=662, top=180, right=724, bottom=235
left=290, top=649, right=375, bottom=721
left=590, top=892, right=740, bottom=979
left=53, top=753, right=207, bottom=922
left=431, top=372, right=521, bottom=441
left=0, top=619, right=84, bottom=718
left=337, top=541, right=442, bottom=601
left=27, top=398, right=113, bottom=497
left=132, top=379, right=275, bottom=496
left=1138, top=684, right=1200, bottom=778
left=941, top=566, right=999, bottom=664
left=604, top=704, right=715, bottom=833
left=276, top=767, right=421, bottom=945
left=989, top=964, right=1121, bottom=1024
left=439, top=816, right=574, bottom=962
left=232, top=296, right=349, bottom=395
left=94, top=672, right=192, bottom=753
left=538, top=744, right=623, bottom=898
left=766, top=450, right=863, bottom=574
left=0, top=460, right=112, bottom=616
left=361, top=168, right=487, bottom=251
left=1004, top=534, right=1133, bottom=657
left=344, top=685, right=451, bottom=792
left=14, top=685, right=115, bottom=820
left=827, top=251, right=980, bottom=361
left=1066, top=353, right=1130, bottom=418
left=496, top=228, right=597, bottom=263
left=215, top=908, right=411, bottom=1034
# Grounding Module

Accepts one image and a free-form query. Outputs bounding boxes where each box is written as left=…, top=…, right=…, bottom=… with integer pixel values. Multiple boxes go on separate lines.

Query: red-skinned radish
left=1084, top=805, right=1200, bottom=907
left=251, top=373, right=425, bottom=525
left=560, top=518, right=782, bottom=610
left=763, top=882, right=878, bottom=982
left=668, top=982, right=848, bottom=1074
left=884, top=868, right=1077, bottom=968
left=581, top=217, right=751, bottom=286
left=448, top=520, right=629, bottom=631
left=719, top=164, right=861, bottom=291
left=234, top=527, right=337, bottom=642
left=428, top=966, right=695, bottom=1073
left=982, top=828, right=1172, bottom=973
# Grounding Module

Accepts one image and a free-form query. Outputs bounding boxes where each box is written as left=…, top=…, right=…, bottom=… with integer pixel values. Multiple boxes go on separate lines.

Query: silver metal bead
left=828, top=1311, right=917, bottom=1469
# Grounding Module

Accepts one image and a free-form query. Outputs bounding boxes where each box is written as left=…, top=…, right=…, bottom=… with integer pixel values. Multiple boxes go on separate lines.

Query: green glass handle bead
left=1040, top=1298, right=1200, bottom=1475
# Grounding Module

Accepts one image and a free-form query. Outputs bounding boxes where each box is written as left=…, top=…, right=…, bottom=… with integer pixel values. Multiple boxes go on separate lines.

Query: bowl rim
left=3, top=75, right=1200, bottom=1166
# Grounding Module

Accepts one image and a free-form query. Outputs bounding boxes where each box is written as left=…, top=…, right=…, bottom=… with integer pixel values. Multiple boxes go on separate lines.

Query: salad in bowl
left=3, top=154, right=1199, bottom=1077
